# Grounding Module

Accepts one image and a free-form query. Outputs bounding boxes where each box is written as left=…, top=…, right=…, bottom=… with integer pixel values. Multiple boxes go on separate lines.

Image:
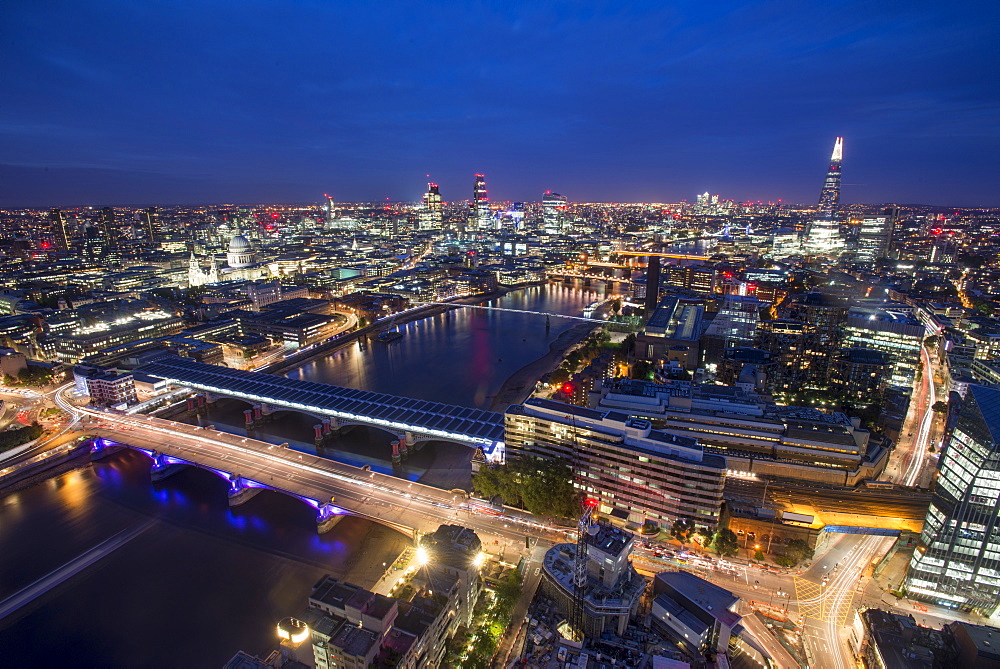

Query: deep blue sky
left=2, top=0, right=998, bottom=207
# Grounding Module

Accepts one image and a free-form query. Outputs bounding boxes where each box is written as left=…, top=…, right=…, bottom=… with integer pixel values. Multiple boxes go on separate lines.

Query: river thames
left=0, top=283, right=604, bottom=666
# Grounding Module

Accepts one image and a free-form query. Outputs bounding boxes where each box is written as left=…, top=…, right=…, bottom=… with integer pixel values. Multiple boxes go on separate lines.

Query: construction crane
left=570, top=497, right=599, bottom=639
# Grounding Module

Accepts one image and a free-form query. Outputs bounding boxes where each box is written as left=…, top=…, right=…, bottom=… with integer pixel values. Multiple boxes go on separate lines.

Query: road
left=493, top=544, right=547, bottom=668
left=888, top=346, right=938, bottom=488
left=54, top=387, right=569, bottom=549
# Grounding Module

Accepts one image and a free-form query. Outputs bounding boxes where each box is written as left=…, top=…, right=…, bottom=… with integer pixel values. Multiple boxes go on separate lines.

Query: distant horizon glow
left=2, top=1, right=999, bottom=208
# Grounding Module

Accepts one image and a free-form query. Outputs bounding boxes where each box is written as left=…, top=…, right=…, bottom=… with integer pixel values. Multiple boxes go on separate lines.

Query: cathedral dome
left=228, top=234, right=252, bottom=253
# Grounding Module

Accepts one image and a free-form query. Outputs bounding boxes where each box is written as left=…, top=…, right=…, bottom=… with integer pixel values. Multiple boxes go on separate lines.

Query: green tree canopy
left=671, top=518, right=696, bottom=544
left=472, top=456, right=582, bottom=518
left=781, top=538, right=814, bottom=566
left=713, top=529, right=739, bottom=557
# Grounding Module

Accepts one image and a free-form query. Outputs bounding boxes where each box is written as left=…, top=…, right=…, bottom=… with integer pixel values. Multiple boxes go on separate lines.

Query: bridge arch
left=90, top=438, right=359, bottom=534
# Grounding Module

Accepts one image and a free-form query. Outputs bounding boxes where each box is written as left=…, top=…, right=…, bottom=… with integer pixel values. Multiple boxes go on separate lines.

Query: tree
left=548, top=368, right=570, bottom=385
left=754, top=549, right=765, bottom=561
left=630, top=360, right=653, bottom=381
left=471, top=456, right=581, bottom=519
left=518, top=457, right=582, bottom=518
left=495, top=569, right=522, bottom=608
left=713, top=529, right=739, bottom=557
left=923, top=335, right=939, bottom=349
left=780, top=539, right=813, bottom=566
left=932, top=401, right=949, bottom=414
left=671, top=518, right=696, bottom=544
left=610, top=298, right=622, bottom=315
left=0, top=422, right=44, bottom=453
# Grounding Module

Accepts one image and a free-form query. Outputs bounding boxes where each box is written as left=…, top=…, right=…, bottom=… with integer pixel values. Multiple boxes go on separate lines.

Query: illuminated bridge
left=139, top=356, right=505, bottom=456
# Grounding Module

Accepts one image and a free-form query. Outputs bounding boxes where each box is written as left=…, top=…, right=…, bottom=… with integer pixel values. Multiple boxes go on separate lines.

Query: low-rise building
left=594, top=378, right=887, bottom=486
left=74, top=365, right=137, bottom=407
left=505, top=398, right=727, bottom=529
left=650, top=571, right=741, bottom=656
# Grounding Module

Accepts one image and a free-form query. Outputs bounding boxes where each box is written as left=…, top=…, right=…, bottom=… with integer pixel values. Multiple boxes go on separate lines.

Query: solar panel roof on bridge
left=139, top=356, right=504, bottom=443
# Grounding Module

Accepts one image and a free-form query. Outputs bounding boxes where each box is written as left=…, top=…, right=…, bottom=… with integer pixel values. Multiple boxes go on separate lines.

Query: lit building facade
left=842, top=306, right=924, bottom=390
left=470, top=174, right=491, bottom=231
left=541, top=191, right=567, bottom=233
left=504, top=398, right=727, bottom=528
left=419, top=182, right=443, bottom=230
left=907, top=385, right=1000, bottom=614
left=804, top=137, right=844, bottom=254
left=856, top=206, right=898, bottom=265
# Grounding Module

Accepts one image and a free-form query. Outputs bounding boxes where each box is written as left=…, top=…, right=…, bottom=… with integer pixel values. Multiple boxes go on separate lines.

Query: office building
left=419, top=182, right=443, bottom=230
left=851, top=609, right=952, bottom=669
left=857, top=206, right=898, bottom=264
left=636, top=295, right=705, bottom=370
left=650, top=571, right=741, bottom=656
left=804, top=137, right=844, bottom=253
left=906, top=385, right=1000, bottom=613
left=505, top=398, right=727, bottom=528
left=416, top=524, right=483, bottom=627
left=98, top=206, right=122, bottom=263
left=74, top=366, right=138, bottom=407
left=594, top=378, right=885, bottom=486
left=541, top=191, right=567, bottom=232
left=842, top=306, right=924, bottom=390
left=140, top=207, right=160, bottom=243
left=49, top=208, right=70, bottom=251
left=828, top=347, right=892, bottom=402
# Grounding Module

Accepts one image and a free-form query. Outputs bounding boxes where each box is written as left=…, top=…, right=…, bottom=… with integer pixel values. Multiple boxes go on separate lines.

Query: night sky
left=2, top=1, right=998, bottom=207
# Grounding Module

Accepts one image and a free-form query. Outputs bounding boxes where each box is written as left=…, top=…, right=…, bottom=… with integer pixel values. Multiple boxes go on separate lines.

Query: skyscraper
left=907, top=385, right=1000, bottom=613
left=140, top=207, right=160, bottom=243
left=323, top=194, right=336, bottom=225
left=542, top=191, right=567, bottom=232
left=48, top=208, right=70, bottom=251
left=98, top=206, right=122, bottom=264
left=805, top=137, right=844, bottom=253
left=418, top=182, right=443, bottom=230
left=857, top=206, right=898, bottom=265
left=470, top=174, right=491, bottom=230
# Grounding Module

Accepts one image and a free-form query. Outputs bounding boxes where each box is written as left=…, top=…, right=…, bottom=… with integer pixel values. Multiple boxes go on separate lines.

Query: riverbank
left=487, top=308, right=608, bottom=413
left=263, top=287, right=528, bottom=376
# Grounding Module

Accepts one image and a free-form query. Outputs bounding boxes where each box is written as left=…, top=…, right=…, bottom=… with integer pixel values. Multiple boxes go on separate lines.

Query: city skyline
left=3, top=1, right=1000, bottom=207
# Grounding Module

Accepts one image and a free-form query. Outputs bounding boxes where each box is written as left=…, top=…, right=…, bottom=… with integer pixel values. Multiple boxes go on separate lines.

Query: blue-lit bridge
left=139, top=355, right=505, bottom=458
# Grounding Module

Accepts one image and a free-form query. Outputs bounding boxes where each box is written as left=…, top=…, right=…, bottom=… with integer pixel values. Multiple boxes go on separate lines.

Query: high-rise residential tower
left=48, top=208, right=70, bottom=251
left=906, top=385, right=1000, bottom=613
left=418, top=182, right=443, bottom=230
left=470, top=174, right=491, bottom=231
left=805, top=137, right=844, bottom=253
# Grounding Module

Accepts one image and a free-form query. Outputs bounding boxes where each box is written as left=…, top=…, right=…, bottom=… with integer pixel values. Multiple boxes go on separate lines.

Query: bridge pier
left=395, top=435, right=409, bottom=459
left=150, top=453, right=186, bottom=481
left=391, top=440, right=402, bottom=465
left=228, top=476, right=263, bottom=507
left=316, top=504, right=345, bottom=534
left=90, top=439, right=123, bottom=461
